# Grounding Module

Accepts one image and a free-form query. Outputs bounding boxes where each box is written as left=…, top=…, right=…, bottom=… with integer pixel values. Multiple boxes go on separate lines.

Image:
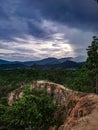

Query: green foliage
left=0, top=68, right=76, bottom=97
left=67, top=67, right=95, bottom=92
left=1, top=36, right=98, bottom=129
left=86, top=36, right=98, bottom=71
left=0, top=66, right=95, bottom=97
left=85, top=36, right=98, bottom=93
left=0, top=88, right=57, bottom=130
left=0, top=97, right=8, bottom=105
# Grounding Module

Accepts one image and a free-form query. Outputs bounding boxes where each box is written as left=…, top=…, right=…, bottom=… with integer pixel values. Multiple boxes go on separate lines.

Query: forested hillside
left=0, top=36, right=98, bottom=130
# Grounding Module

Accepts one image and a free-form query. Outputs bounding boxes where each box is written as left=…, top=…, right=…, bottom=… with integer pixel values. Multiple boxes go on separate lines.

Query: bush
left=1, top=88, right=57, bottom=130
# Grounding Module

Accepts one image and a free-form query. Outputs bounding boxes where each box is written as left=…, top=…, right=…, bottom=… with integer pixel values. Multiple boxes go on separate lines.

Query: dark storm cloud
left=0, top=52, right=34, bottom=61
left=0, top=0, right=48, bottom=40
left=26, top=0, right=98, bottom=31
left=27, top=20, right=49, bottom=39
left=0, top=7, right=8, bottom=19
left=0, top=0, right=98, bottom=41
left=39, top=0, right=98, bottom=31
left=0, top=0, right=98, bottom=61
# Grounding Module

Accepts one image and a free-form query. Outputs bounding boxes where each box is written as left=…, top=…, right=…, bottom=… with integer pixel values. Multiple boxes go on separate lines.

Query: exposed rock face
left=58, top=94, right=98, bottom=130
left=8, top=81, right=98, bottom=130
left=8, top=86, right=24, bottom=105
left=8, top=80, right=73, bottom=106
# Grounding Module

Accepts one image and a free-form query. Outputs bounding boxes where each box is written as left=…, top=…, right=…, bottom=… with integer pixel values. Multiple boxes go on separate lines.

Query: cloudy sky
left=0, top=0, right=98, bottom=61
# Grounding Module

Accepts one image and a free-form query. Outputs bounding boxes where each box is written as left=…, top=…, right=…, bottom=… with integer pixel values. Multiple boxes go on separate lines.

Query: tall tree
left=86, top=36, right=98, bottom=93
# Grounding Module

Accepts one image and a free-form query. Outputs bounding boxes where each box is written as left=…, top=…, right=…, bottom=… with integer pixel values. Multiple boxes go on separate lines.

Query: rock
left=8, top=80, right=73, bottom=106
left=58, top=94, right=98, bottom=130
left=8, top=85, right=24, bottom=105
left=7, top=81, right=98, bottom=130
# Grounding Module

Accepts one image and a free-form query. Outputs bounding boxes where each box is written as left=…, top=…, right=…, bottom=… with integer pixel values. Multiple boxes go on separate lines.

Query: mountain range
left=0, top=57, right=85, bottom=70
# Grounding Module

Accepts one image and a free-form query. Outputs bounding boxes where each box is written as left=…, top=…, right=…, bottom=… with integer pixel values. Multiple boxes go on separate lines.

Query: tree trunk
left=96, top=73, right=98, bottom=94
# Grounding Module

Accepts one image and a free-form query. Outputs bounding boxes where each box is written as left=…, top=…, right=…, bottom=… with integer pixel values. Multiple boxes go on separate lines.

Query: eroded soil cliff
left=8, top=81, right=98, bottom=130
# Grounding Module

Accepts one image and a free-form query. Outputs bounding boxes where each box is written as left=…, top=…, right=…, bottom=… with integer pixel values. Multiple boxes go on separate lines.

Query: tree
left=1, top=88, right=57, bottom=130
left=86, top=36, right=98, bottom=93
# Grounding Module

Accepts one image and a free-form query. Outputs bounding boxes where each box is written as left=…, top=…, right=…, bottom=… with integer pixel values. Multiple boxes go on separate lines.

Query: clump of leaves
left=0, top=88, right=57, bottom=130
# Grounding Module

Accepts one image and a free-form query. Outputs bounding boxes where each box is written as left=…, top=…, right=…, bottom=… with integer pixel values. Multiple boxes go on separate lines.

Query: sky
left=0, top=0, right=98, bottom=61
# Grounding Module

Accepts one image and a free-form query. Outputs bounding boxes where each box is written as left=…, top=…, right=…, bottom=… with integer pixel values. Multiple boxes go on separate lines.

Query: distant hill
left=0, top=57, right=85, bottom=70
left=23, top=57, right=59, bottom=66
left=38, top=60, right=84, bottom=69
left=58, top=57, right=73, bottom=63
left=0, top=59, right=11, bottom=64
left=57, top=60, right=83, bottom=68
left=0, top=63, right=27, bottom=70
left=23, top=56, right=85, bottom=67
